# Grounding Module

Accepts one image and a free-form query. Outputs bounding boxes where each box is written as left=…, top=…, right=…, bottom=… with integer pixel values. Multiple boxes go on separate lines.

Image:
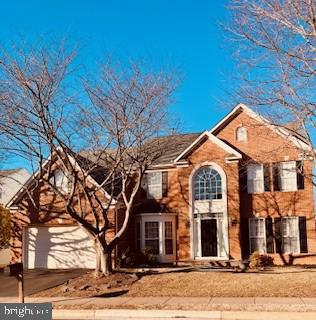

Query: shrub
left=249, top=251, right=274, bottom=269
left=0, top=205, right=10, bottom=249
left=118, top=247, right=157, bottom=267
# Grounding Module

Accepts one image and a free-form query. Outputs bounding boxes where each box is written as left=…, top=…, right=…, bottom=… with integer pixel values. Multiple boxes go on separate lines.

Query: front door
left=201, top=219, right=217, bottom=257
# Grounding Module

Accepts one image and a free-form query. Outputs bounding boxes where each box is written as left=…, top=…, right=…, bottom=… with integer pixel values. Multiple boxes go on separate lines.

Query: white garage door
left=24, top=226, right=96, bottom=269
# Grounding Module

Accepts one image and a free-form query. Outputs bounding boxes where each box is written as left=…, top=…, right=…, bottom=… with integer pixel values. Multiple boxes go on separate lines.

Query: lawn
left=127, top=268, right=316, bottom=297
left=32, top=267, right=316, bottom=298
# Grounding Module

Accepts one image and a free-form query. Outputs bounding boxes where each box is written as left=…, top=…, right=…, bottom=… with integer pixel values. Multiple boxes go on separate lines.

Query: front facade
left=8, top=104, right=316, bottom=268
left=132, top=104, right=315, bottom=265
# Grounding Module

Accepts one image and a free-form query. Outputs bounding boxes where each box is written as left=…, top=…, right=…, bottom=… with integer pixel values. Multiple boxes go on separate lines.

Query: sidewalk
left=2, top=296, right=316, bottom=312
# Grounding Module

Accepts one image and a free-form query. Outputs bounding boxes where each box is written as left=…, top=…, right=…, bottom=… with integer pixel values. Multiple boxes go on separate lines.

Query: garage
left=24, top=226, right=96, bottom=269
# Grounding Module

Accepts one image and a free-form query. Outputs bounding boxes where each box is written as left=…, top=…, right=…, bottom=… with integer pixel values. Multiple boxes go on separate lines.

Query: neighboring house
left=0, top=169, right=30, bottom=207
left=7, top=104, right=316, bottom=269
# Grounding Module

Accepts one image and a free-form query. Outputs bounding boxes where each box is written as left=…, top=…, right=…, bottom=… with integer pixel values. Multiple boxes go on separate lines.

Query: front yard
left=32, top=266, right=316, bottom=298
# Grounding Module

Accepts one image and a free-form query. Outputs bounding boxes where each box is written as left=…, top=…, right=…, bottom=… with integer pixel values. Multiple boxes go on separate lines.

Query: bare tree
left=226, top=0, right=316, bottom=164
left=0, top=41, right=177, bottom=276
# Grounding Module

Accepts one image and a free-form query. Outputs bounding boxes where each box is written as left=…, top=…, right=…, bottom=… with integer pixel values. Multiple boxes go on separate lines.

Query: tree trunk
left=100, top=250, right=113, bottom=275
left=94, top=241, right=113, bottom=276
left=94, top=245, right=101, bottom=277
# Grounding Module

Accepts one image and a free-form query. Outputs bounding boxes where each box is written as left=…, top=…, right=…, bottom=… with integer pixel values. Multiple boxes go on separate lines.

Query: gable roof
left=7, top=148, right=115, bottom=209
left=8, top=103, right=312, bottom=208
left=174, top=131, right=242, bottom=163
left=210, top=103, right=311, bottom=151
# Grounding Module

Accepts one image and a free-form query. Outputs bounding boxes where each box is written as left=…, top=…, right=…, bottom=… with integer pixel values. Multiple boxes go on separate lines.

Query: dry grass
left=127, top=268, right=316, bottom=297
left=32, top=267, right=316, bottom=298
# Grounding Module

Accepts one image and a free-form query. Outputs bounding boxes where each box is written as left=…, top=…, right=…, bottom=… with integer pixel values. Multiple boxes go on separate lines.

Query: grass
left=126, top=268, right=316, bottom=297
left=31, top=266, right=316, bottom=298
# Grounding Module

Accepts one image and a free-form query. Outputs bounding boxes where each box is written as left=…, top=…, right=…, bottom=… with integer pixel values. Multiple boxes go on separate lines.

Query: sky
left=0, top=0, right=236, bottom=169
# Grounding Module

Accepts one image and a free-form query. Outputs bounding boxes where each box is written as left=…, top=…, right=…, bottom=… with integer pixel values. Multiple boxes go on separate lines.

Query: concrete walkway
left=2, top=296, right=316, bottom=312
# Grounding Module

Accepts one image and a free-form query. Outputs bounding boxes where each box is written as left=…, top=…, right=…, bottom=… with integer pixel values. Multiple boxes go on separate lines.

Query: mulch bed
left=31, top=271, right=139, bottom=298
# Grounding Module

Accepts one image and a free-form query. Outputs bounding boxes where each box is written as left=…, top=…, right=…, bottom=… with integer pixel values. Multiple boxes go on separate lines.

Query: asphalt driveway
left=0, top=269, right=87, bottom=297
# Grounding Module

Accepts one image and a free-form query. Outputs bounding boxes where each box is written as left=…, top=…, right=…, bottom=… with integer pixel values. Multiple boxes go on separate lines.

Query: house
left=7, top=104, right=315, bottom=269
left=0, top=169, right=30, bottom=207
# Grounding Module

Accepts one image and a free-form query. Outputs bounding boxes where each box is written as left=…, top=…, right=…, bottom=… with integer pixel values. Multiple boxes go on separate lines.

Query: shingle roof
left=78, top=132, right=202, bottom=168
left=145, top=132, right=202, bottom=165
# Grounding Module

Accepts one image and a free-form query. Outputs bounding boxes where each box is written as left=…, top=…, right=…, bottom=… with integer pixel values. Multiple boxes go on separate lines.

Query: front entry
left=191, top=164, right=229, bottom=259
left=201, top=219, right=217, bottom=257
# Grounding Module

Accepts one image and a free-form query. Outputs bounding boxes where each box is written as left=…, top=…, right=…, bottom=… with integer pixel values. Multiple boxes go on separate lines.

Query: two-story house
left=8, top=104, right=315, bottom=269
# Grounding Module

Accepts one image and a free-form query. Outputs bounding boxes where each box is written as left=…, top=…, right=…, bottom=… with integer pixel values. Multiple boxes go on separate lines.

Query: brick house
left=8, top=104, right=316, bottom=268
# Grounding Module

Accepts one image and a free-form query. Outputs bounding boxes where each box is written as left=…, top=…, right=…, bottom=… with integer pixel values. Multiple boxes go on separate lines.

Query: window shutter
left=264, top=164, right=271, bottom=192
left=241, top=218, right=250, bottom=257
left=265, top=217, right=274, bottom=253
left=299, top=216, right=308, bottom=253
left=239, top=166, right=247, bottom=192
left=274, top=217, right=282, bottom=253
left=273, top=163, right=281, bottom=191
left=162, top=171, right=168, bottom=197
left=141, top=174, right=148, bottom=198
left=296, top=161, right=304, bottom=190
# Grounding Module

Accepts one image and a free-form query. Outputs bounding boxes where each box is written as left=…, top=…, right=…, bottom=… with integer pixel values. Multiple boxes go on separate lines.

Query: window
left=247, top=164, right=271, bottom=194
left=275, top=216, right=307, bottom=254
left=249, top=218, right=266, bottom=253
left=236, top=126, right=248, bottom=142
left=52, top=170, right=69, bottom=193
left=147, top=173, right=162, bottom=199
left=145, top=171, right=168, bottom=199
left=273, top=161, right=301, bottom=192
left=282, top=217, right=299, bottom=254
left=247, top=164, right=264, bottom=193
left=164, top=221, right=173, bottom=255
left=194, top=167, right=222, bottom=200
left=280, top=161, right=297, bottom=192
left=135, top=214, right=176, bottom=262
left=145, top=221, right=159, bottom=254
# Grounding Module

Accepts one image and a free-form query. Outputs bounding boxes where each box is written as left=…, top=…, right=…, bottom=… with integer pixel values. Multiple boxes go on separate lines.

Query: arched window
left=236, top=126, right=247, bottom=142
left=194, top=167, right=222, bottom=200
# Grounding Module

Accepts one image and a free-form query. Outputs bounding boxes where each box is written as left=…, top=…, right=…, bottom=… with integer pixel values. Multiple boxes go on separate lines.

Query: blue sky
left=0, top=0, right=233, bottom=133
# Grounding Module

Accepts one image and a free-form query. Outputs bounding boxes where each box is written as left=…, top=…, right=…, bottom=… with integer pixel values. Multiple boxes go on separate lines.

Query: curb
left=52, top=309, right=316, bottom=319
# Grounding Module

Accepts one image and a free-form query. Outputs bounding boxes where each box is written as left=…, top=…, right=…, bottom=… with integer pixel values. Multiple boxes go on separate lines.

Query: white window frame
left=247, top=164, right=264, bottom=194
left=146, top=172, right=163, bottom=199
left=279, top=161, right=297, bottom=192
left=236, top=126, right=248, bottom=142
left=282, top=216, right=300, bottom=254
left=249, top=218, right=266, bottom=254
left=135, top=213, right=176, bottom=262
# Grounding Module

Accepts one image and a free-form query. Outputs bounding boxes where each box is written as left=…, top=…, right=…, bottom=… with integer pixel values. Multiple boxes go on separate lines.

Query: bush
left=0, top=205, right=10, bottom=249
left=118, top=247, right=157, bottom=267
left=249, top=251, right=274, bottom=269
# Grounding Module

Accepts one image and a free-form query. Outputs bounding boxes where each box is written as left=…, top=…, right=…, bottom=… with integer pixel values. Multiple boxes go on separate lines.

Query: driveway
left=0, top=269, right=87, bottom=297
